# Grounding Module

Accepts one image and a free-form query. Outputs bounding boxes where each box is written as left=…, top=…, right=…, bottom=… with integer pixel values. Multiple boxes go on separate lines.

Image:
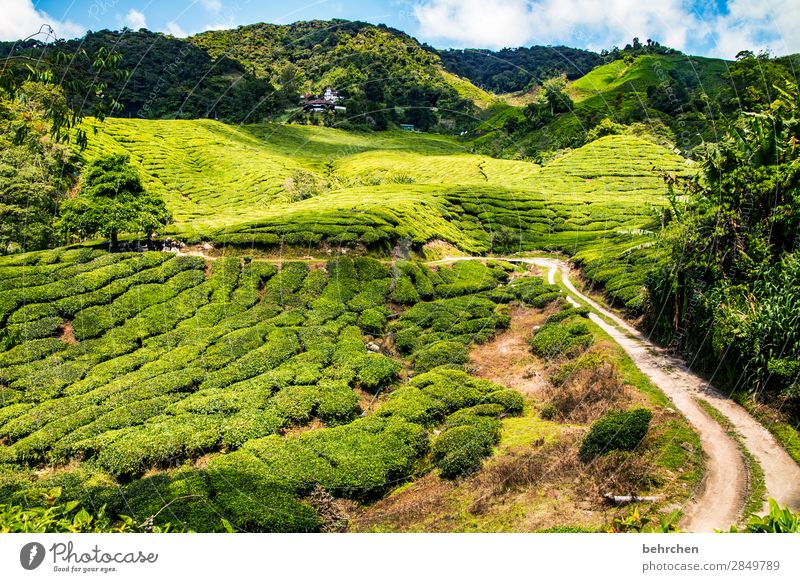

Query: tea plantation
left=81, top=119, right=692, bottom=311
left=0, top=251, right=562, bottom=531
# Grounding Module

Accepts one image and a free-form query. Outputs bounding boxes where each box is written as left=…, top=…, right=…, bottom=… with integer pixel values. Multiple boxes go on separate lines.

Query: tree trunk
left=110, top=229, right=118, bottom=252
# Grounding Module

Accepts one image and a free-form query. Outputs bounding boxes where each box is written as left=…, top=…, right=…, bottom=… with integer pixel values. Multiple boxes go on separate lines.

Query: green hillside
left=470, top=53, right=732, bottom=156
left=0, top=250, right=567, bottom=531
left=81, top=118, right=690, bottom=309
left=0, top=20, right=491, bottom=131
left=569, top=54, right=729, bottom=101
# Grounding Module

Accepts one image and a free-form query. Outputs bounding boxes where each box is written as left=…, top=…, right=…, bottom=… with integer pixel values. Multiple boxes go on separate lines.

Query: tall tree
left=59, top=154, right=171, bottom=250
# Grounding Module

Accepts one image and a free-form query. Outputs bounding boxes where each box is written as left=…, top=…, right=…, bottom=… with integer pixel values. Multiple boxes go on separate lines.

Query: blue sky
left=2, top=0, right=798, bottom=58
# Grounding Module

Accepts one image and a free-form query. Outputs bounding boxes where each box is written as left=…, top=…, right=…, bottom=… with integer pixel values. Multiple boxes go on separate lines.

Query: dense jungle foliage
left=646, top=76, right=800, bottom=409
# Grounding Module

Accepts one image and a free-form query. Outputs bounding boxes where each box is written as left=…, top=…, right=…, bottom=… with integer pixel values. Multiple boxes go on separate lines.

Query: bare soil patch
left=57, top=320, right=78, bottom=344
left=469, top=305, right=549, bottom=396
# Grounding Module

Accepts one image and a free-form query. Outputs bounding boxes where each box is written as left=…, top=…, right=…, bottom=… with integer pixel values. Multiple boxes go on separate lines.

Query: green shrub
left=434, top=261, right=502, bottom=297
left=376, top=386, right=445, bottom=425
left=447, top=403, right=505, bottom=419
left=732, top=499, right=800, bottom=533
left=358, top=307, right=388, bottom=335
left=484, top=389, right=524, bottom=414
left=432, top=425, right=495, bottom=479
left=412, top=340, right=469, bottom=372
left=395, top=261, right=436, bottom=299
left=243, top=416, right=428, bottom=499
left=316, top=381, right=360, bottom=424
left=529, top=321, right=593, bottom=360
left=540, top=402, right=558, bottom=420
left=0, top=494, right=136, bottom=533
left=262, top=262, right=309, bottom=306
left=208, top=257, right=241, bottom=303
left=390, top=275, right=420, bottom=305
left=579, top=408, right=653, bottom=462
left=357, top=353, right=400, bottom=389
left=546, top=306, right=590, bottom=324
left=354, top=257, right=389, bottom=281
left=272, top=385, right=318, bottom=424
left=206, top=452, right=321, bottom=532
left=221, top=408, right=286, bottom=449
left=92, top=414, right=224, bottom=477
left=393, top=324, right=422, bottom=354
left=443, top=409, right=502, bottom=442
left=114, top=468, right=221, bottom=532
left=510, top=278, right=560, bottom=305
left=531, top=291, right=562, bottom=308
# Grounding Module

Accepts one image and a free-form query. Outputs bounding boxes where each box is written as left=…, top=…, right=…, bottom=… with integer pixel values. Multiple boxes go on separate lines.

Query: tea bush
left=484, top=389, right=524, bottom=414
left=432, top=424, right=497, bottom=479
left=529, top=318, right=594, bottom=360
left=412, top=340, right=470, bottom=372
left=579, top=408, right=653, bottom=461
left=390, top=276, right=420, bottom=305
left=0, top=247, right=562, bottom=530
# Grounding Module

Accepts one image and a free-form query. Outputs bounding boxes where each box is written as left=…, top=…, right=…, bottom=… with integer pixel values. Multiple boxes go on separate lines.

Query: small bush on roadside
left=579, top=408, right=653, bottom=462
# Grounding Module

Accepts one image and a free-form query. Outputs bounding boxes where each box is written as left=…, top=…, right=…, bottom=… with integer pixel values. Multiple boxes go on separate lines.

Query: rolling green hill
left=81, top=118, right=691, bottom=310
left=470, top=53, right=732, bottom=156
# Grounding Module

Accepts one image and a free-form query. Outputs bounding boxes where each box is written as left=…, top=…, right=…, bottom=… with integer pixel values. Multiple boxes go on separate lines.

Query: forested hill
left=189, top=19, right=493, bottom=129
left=0, top=29, right=277, bottom=123
left=0, top=20, right=493, bottom=130
left=438, top=46, right=603, bottom=93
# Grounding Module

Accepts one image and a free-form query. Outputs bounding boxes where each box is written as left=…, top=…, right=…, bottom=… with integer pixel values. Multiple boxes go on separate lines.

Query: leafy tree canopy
left=59, top=153, right=171, bottom=249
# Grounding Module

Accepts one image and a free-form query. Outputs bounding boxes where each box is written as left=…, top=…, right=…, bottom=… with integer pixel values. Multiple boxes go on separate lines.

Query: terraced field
left=83, top=119, right=692, bottom=310
left=0, top=250, right=567, bottom=531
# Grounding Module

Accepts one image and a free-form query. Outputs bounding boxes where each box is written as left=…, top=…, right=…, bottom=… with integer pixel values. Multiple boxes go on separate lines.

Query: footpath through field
left=430, top=255, right=800, bottom=532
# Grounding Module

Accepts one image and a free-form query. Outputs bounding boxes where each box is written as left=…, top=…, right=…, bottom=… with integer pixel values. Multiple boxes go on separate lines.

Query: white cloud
left=413, top=0, right=701, bottom=50
left=708, top=0, right=800, bottom=57
left=413, top=0, right=800, bottom=57
left=164, top=21, right=188, bottom=38
left=203, top=17, right=236, bottom=32
left=0, top=0, right=84, bottom=41
left=414, top=0, right=534, bottom=48
left=124, top=9, right=148, bottom=30
left=201, top=0, right=223, bottom=12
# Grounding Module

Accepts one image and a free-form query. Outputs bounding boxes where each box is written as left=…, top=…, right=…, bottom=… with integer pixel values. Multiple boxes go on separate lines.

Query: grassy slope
left=569, top=54, right=729, bottom=103
left=472, top=53, right=731, bottom=155
left=84, top=118, right=690, bottom=309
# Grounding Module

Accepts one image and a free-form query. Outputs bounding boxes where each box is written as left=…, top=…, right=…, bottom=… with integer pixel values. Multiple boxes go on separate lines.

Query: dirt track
left=432, top=256, right=800, bottom=532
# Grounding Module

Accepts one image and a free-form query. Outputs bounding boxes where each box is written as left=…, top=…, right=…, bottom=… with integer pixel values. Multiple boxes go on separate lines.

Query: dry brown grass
left=473, top=437, right=581, bottom=502
left=469, top=436, right=656, bottom=514
left=586, top=451, right=657, bottom=498
left=351, top=472, right=457, bottom=531
left=545, top=360, right=631, bottom=423
left=307, top=486, right=354, bottom=533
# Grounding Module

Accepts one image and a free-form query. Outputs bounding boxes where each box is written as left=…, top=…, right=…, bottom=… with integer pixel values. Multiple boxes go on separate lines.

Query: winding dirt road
left=433, top=256, right=800, bottom=532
